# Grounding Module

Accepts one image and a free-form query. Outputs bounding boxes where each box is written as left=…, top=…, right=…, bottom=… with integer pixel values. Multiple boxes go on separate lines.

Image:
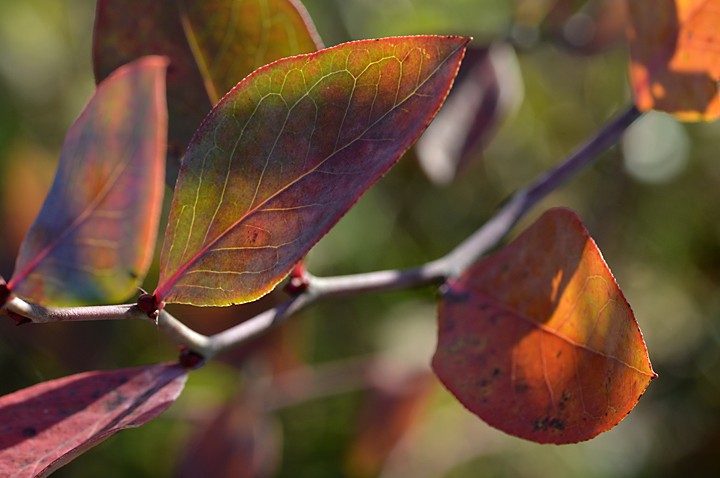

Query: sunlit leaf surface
left=0, top=363, right=187, bottom=477
left=8, top=56, right=167, bottom=306
left=93, top=0, right=322, bottom=176
left=154, top=35, right=470, bottom=306
left=433, top=208, right=656, bottom=444
left=627, top=0, right=720, bottom=121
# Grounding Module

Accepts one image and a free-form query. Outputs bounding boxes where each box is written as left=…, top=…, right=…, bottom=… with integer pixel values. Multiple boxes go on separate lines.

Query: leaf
left=0, top=363, right=188, bottom=477
left=627, top=0, right=720, bottom=121
left=176, top=394, right=281, bottom=478
left=154, top=35, right=470, bottom=306
left=7, top=56, right=167, bottom=306
left=346, top=368, right=433, bottom=477
left=93, top=0, right=322, bottom=181
left=1, top=142, right=54, bottom=257
left=432, top=208, right=656, bottom=444
left=416, top=43, right=523, bottom=185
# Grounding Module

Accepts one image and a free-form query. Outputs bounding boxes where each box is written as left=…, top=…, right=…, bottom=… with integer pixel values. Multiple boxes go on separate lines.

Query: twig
left=1, top=105, right=641, bottom=360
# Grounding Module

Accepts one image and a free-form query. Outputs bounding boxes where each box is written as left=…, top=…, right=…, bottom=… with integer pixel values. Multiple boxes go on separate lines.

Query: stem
left=438, top=104, right=641, bottom=277
left=5, top=297, right=141, bottom=323
left=1, top=105, right=641, bottom=360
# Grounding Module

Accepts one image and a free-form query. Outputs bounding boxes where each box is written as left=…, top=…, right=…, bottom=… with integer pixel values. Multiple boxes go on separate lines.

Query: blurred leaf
left=627, top=0, right=720, bottom=121
left=544, top=0, right=629, bottom=54
left=153, top=35, right=470, bottom=306
left=346, top=368, right=433, bottom=478
left=432, top=208, right=656, bottom=444
left=416, top=43, right=523, bottom=184
left=1, top=142, right=54, bottom=256
left=176, top=394, right=281, bottom=478
left=8, top=56, right=167, bottom=306
left=93, top=0, right=322, bottom=182
left=0, top=362, right=187, bottom=477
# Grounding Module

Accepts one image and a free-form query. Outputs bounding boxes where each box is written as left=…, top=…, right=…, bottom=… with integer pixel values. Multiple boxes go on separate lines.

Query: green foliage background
left=1, top=0, right=720, bottom=476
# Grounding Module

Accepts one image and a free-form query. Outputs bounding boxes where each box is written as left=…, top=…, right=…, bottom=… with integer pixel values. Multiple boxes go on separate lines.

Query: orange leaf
left=627, top=0, right=720, bottom=121
left=432, top=208, right=656, bottom=444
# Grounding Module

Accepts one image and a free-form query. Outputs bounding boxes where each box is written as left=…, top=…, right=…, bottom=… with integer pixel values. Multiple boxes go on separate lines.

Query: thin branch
left=1, top=105, right=641, bottom=361
left=5, top=297, right=141, bottom=323
left=438, top=104, right=641, bottom=276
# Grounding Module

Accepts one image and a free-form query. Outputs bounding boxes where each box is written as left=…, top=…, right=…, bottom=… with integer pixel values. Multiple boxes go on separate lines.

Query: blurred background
left=1, top=0, right=720, bottom=476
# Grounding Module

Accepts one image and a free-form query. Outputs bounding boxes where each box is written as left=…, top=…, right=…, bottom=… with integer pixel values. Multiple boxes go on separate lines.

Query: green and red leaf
left=154, top=35, right=470, bottom=306
left=0, top=363, right=188, bottom=477
left=432, top=208, right=655, bottom=444
left=93, top=0, right=322, bottom=176
left=8, top=56, right=167, bottom=306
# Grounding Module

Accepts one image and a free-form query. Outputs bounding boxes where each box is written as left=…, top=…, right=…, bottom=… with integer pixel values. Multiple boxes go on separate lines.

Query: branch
left=1, top=105, right=641, bottom=361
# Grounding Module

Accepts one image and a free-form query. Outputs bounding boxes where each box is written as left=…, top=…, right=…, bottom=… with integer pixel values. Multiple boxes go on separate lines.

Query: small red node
left=179, top=347, right=205, bottom=369
left=284, top=262, right=310, bottom=295
left=137, top=293, right=159, bottom=318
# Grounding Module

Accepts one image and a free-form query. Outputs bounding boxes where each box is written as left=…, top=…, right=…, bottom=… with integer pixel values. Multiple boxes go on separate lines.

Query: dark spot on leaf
left=532, top=417, right=565, bottom=431
left=478, top=379, right=489, bottom=387
left=104, top=391, right=127, bottom=411
left=514, top=381, right=529, bottom=394
left=559, top=391, right=571, bottom=411
left=21, top=427, right=37, bottom=437
left=440, top=318, right=456, bottom=334
left=492, top=368, right=502, bottom=377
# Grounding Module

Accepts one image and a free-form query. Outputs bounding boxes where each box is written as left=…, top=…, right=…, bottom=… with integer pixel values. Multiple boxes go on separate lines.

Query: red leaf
left=416, top=43, right=523, bottom=184
left=7, top=56, right=167, bottom=306
left=154, top=35, right=470, bottom=306
left=0, top=363, right=187, bottom=477
left=627, top=0, right=720, bottom=121
left=432, top=208, right=656, bottom=444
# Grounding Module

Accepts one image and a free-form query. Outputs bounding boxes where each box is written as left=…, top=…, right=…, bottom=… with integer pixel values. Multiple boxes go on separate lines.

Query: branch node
left=178, top=346, right=205, bottom=369
left=284, top=262, right=310, bottom=295
left=137, top=293, right=162, bottom=320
